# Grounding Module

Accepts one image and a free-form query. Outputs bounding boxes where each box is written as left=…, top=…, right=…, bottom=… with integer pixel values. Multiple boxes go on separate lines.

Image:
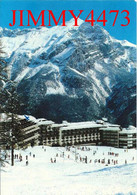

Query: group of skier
left=5, top=152, right=36, bottom=166
left=51, top=146, right=135, bottom=166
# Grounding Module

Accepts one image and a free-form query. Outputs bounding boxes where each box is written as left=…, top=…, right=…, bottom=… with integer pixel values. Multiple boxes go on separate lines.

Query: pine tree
left=0, top=40, right=7, bottom=166
left=0, top=40, right=7, bottom=89
left=0, top=40, right=24, bottom=166
left=0, top=81, right=25, bottom=166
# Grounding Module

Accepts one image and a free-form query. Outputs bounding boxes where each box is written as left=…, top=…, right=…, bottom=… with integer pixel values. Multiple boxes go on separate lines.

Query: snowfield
left=1, top=146, right=137, bottom=195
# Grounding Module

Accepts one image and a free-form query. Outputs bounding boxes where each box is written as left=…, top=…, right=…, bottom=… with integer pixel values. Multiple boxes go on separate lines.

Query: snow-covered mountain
left=1, top=19, right=136, bottom=126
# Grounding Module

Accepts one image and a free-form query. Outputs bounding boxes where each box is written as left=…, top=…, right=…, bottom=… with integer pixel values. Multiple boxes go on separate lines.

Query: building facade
left=0, top=115, right=40, bottom=149
left=0, top=114, right=136, bottom=149
left=100, top=126, right=121, bottom=148
left=18, top=119, right=40, bottom=147
left=59, top=124, right=104, bottom=146
left=119, top=129, right=137, bottom=148
left=38, top=120, right=136, bottom=149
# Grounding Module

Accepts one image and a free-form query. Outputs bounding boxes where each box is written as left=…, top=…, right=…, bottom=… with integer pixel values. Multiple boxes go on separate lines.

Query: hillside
left=1, top=19, right=136, bottom=126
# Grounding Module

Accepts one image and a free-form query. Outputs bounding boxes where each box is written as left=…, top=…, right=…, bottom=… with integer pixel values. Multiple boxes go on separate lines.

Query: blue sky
left=0, top=0, right=136, bottom=44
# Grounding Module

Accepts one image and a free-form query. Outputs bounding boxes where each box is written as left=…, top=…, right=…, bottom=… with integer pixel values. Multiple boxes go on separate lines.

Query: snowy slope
left=0, top=19, right=136, bottom=126
left=1, top=146, right=137, bottom=195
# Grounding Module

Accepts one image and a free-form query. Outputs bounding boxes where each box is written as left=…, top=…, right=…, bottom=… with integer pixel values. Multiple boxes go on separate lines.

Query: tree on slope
left=0, top=39, right=7, bottom=165
left=0, top=40, right=25, bottom=166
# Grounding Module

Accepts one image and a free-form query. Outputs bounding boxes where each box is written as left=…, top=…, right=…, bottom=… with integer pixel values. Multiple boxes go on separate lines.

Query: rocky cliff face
left=1, top=19, right=136, bottom=126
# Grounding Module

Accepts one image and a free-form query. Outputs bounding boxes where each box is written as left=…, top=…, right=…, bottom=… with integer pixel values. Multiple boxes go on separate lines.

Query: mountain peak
left=66, top=18, right=84, bottom=26
left=1, top=21, right=136, bottom=127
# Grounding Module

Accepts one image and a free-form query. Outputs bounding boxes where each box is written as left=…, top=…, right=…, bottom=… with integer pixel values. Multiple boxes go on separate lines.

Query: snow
left=25, top=64, right=45, bottom=79
left=38, top=120, right=54, bottom=125
left=94, top=62, right=105, bottom=73
left=110, top=37, right=136, bottom=48
left=51, top=124, right=67, bottom=128
left=131, top=93, right=136, bottom=97
left=1, top=18, right=136, bottom=91
left=114, top=50, right=129, bottom=65
left=2, top=18, right=79, bottom=58
left=104, top=58, right=109, bottom=64
left=1, top=146, right=137, bottom=195
left=46, top=81, right=66, bottom=95
left=68, top=67, right=86, bottom=78
left=88, top=71, right=109, bottom=105
left=60, top=123, right=104, bottom=131
left=0, top=113, right=8, bottom=122
left=54, top=47, right=74, bottom=61
left=104, top=77, right=110, bottom=88
left=121, top=40, right=137, bottom=48
left=14, top=114, right=38, bottom=123
left=119, top=129, right=137, bottom=134
left=15, top=67, right=30, bottom=82
left=100, top=127, right=120, bottom=131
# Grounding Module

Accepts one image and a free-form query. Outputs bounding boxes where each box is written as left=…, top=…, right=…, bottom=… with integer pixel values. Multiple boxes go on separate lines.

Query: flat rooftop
left=38, top=121, right=54, bottom=125
left=60, top=123, right=105, bottom=131
left=120, top=129, right=137, bottom=134
left=100, top=127, right=121, bottom=131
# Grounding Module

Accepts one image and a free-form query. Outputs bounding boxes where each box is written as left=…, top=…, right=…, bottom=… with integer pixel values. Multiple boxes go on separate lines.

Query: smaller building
left=119, top=127, right=137, bottom=149
left=100, top=125, right=121, bottom=148
left=38, top=121, right=57, bottom=146
left=0, top=114, right=40, bottom=148
left=18, top=118, right=40, bottom=147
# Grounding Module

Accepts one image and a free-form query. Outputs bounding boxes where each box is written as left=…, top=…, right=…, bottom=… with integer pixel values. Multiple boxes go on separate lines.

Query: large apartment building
left=38, top=120, right=136, bottom=149
left=0, top=114, right=136, bottom=149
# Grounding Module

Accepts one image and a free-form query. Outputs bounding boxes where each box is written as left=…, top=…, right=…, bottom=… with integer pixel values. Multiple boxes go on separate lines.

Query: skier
left=80, top=157, right=82, bottom=162
left=85, top=156, right=87, bottom=163
left=108, top=159, right=110, bottom=164
left=19, top=155, right=22, bottom=162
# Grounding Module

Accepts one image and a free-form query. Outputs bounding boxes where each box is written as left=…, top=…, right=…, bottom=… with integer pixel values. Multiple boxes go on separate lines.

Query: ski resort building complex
left=0, top=114, right=136, bottom=149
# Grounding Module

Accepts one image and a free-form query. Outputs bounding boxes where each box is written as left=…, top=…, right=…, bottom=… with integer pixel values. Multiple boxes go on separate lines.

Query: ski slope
left=1, top=146, right=137, bottom=195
